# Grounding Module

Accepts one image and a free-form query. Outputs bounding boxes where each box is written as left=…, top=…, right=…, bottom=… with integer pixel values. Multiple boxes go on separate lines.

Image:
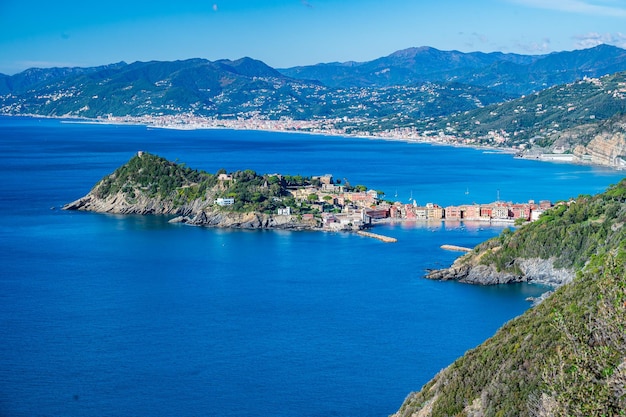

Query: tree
left=307, top=193, right=319, bottom=202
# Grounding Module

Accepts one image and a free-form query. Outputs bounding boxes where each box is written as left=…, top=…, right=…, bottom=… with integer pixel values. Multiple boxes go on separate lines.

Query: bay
left=0, top=116, right=623, bottom=416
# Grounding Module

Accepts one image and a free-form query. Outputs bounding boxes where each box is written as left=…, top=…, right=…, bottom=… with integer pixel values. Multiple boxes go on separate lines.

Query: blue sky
left=1, top=0, right=625, bottom=74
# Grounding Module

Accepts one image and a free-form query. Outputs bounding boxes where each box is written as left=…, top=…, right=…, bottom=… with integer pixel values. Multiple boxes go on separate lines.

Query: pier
left=357, top=230, right=397, bottom=243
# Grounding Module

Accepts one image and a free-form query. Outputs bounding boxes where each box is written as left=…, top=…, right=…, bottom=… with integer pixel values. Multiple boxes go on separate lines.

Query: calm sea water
left=0, top=116, right=623, bottom=417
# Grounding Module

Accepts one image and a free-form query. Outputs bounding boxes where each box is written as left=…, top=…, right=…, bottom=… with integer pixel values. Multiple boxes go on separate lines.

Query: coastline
left=1, top=114, right=556, bottom=167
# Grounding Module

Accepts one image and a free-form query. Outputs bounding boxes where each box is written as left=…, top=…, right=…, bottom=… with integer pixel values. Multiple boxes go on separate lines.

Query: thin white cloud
left=508, top=0, right=626, bottom=17
left=573, top=32, right=626, bottom=48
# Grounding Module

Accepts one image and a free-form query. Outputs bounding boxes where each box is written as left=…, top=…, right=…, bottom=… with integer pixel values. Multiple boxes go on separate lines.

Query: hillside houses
left=389, top=202, right=443, bottom=220
left=443, top=202, right=536, bottom=221
left=282, top=173, right=552, bottom=226
left=443, top=200, right=552, bottom=221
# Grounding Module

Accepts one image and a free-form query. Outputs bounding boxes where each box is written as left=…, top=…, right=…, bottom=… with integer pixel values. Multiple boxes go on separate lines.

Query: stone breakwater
left=356, top=231, right=397, bottom=242
left=426, top=255, right=574, bottom=288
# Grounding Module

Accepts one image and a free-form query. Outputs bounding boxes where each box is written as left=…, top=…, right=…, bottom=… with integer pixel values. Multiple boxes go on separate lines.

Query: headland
left=63, top=151, right=557, bottom=238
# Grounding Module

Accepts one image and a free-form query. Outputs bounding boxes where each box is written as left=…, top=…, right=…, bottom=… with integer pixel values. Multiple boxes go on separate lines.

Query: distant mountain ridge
left=2, top=44, right=625, bottom=99
left=0, top=52, right=511, bottom=121
left=0, top=57, right=328, bottom=118
left=279, top=46, right=540, bottom=91
left=279, top=44, right=626, bottom=94
left=0, top=62, right=128, bottom=95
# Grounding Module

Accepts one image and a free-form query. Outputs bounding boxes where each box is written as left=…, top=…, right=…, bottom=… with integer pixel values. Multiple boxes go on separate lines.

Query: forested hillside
left=394, top=180, right=626, bottom=417
left=86, top=152, right=315, bottom=214
left=419, top=71, right=626, bottom=148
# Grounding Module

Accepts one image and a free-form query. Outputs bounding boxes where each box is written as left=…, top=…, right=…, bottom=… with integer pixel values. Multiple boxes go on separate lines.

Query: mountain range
left=3, top=44, right=626, bottom=106
left=2, top=44, right=626, bottom=164
left=279, top=44, right=626, bottom=95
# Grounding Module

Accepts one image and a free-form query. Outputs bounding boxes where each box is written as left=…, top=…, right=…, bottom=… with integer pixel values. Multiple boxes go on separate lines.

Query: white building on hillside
left=215, top=197, right=235, bottom=206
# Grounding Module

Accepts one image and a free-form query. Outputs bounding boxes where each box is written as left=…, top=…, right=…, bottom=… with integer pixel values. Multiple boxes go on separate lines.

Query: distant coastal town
left=86, top=113, right=508, bottom=149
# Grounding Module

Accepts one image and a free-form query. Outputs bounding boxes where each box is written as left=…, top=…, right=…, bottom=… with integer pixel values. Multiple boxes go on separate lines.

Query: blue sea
left=0, top=116, right=623, bottom=417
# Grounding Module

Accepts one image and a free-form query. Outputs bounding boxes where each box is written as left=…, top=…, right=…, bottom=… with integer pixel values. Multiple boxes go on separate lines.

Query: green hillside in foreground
left=394, top=180, right=626, bottom=417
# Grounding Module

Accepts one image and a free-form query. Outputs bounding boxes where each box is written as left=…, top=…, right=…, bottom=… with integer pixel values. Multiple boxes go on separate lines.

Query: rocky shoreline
left=167, top=211, right=320, bottom=230
left=426, top=253, right=574, bottom=288
left=63, top=192, right=323, bottom=230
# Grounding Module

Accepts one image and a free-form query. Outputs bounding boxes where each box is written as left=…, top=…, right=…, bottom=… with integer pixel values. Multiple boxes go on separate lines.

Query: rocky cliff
left=64, top=189, right=204, bottom=215
left=169, top=210, right=319, bottom=229
left=575, top=130, right=626, bottom=168
left=64, top=192, right=319, bottom=229
left=426, top=252, right=574, bottom=287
